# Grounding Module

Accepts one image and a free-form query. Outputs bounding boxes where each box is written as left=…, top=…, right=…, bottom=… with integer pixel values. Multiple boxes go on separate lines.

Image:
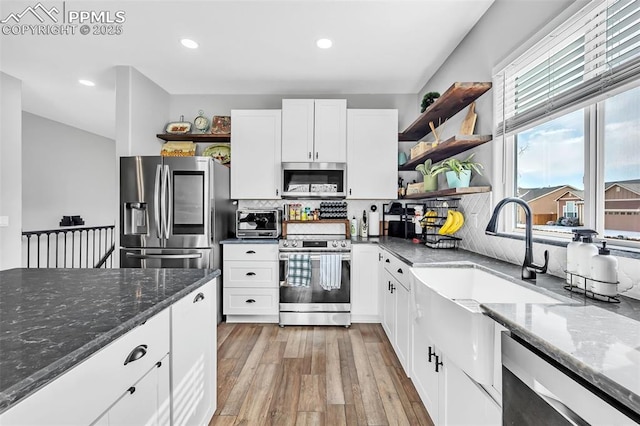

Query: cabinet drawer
left=223, top=288, right=278, bottom=315
left=0, top=308, right=170, bottom=426
left=383, top=253, right=410, bottom=289
left=224, top=261, right=278, bottom=288
left=224, top=244, right=278, bottom=261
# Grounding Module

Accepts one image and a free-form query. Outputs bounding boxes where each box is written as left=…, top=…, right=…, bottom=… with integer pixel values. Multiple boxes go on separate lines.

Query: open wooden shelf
left=403, top=186, right=491, bottom=200
left=157, top=133, right=231, bottom=143
left=399, top=82, right=492, bottom=141
left=399, top=135, right=492, bottom=170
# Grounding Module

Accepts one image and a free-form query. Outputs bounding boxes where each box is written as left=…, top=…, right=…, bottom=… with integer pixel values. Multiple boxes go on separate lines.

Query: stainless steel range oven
left=278, top=235, right=351, bottom=327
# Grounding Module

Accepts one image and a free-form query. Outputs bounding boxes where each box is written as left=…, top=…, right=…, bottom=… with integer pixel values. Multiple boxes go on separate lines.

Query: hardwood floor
left=210, top=323, right=434, bottom=426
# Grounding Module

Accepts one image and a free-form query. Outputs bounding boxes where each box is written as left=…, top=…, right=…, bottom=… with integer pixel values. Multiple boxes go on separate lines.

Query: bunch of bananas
left=438, top=210, right=465, bottom=235
left=420, top=210, right=438, bottom=229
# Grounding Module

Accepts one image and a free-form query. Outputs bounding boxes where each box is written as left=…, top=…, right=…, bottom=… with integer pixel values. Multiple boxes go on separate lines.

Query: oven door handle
left=279, top=253, right=351, bottom=261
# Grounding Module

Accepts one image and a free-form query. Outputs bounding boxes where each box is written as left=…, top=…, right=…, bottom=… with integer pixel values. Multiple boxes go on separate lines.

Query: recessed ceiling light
left=316, top=38, right=332, bottom=49
left=78, top=79, right=95, bottom=87
left=181, top=38, right=199, bottom=49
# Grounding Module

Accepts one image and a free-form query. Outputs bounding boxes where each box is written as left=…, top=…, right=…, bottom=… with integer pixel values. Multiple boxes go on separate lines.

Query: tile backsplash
left=240, top=195, right=640, bottom=300
left=457, top=192, right=640, bottom=301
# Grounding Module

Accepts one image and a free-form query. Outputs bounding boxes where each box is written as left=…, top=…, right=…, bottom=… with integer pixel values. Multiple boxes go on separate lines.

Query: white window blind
left=495, top=0, right=640, bottom=137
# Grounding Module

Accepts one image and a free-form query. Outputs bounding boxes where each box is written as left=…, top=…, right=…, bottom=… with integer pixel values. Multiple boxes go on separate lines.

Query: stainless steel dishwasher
left=501, top=332, right=638, bottom=425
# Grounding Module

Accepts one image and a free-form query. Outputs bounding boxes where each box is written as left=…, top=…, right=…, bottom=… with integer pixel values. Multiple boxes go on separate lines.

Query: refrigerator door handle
left=125, top=252, right=203, bottom=260
left=154, top=164, right=162, bottom=239
left=164, top=165, right=172, bottom=239
left=160, top=164, right=168, bottom=239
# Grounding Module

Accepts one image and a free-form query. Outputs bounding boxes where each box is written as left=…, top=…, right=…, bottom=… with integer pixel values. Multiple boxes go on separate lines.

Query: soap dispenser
left=566, top=230, right=582, bottom=285
left=589, top=241, right=618, bottom=296
left=575, top=230, right=598, bottom=289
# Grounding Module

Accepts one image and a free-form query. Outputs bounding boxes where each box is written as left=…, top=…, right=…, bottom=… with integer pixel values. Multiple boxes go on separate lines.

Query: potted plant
left=420, top=92, right=440, bottom=113
left=441, top=154, right=483, bottom=188
left=415, top=158, right=446, bottom=191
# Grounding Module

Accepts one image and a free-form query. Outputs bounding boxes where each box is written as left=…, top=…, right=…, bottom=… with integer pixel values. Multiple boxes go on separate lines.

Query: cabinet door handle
left=315, top=152, right=319, bottom=160
left=378, top=253, right=383, bottom=261
left=390, top=284, right=395, bottom=294
left=246, top=272, right=256, bottom=276
left=193, top=292, right=205, bottom=303
left=308, top=152, right=312, bottom=159
left=349, top=188, right=352, bottom=195
left=124, top=344, right=148, bottom=365
left=435, top=354, right=443, bottom=373
left=397, top=268, right=403, bottom=274
left=156, top=361, right=162, bottom=368
left=246, top=250, right=256, bottom=254
left=246, top=299, right=256, bottom=303
left=276, top=189, right=279, bottom=196
left=128, top=386, right=136, bottom=395
left=428, top=346, right=436, bottom=363
left=388, top=281, right=391, bottom=291
left=385, top=259, right=390, bottom=263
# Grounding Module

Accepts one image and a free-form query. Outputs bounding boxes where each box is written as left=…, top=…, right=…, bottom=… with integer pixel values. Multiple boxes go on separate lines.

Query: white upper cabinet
left=282, top=99, right=346, bottom=163
left=347, top=109, right=398, bottom=199
left=231, top=109, right=282, bottom=199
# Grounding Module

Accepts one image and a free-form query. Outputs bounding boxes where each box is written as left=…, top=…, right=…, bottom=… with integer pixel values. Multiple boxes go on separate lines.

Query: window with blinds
left=495, top=0, right=640, bottom=137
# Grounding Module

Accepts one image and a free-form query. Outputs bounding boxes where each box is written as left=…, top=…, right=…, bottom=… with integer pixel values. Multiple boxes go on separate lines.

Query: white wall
left=417, top=0, right=579, bottom=187
left=115, top=66, right=170, bottom=157
left=170, top=93, right=416, bottom=132
left=417, top=0, right=640, bottom=299
left=0, top=72, right=22, bottom=270
left=21, top=112, right=116, bottom=230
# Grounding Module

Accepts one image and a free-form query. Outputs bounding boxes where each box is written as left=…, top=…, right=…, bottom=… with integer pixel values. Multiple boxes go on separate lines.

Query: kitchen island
left=0, top=268, right=219, bottom=424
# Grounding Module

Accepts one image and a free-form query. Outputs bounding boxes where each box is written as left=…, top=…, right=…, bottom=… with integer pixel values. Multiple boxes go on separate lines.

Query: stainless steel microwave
left=235, top=209, right=282, bottom=238
left=281, top=162, right=346, bottom=198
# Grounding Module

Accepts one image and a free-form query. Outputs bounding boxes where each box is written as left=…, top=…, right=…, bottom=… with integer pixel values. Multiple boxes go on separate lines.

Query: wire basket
left=420, top=198, right=462, bottom=249
left=424, top=234, right=461, bottom=249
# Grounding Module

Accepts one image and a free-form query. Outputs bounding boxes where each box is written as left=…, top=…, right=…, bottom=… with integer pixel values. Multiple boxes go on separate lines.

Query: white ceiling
left=0, top=0, right=494, bottom=139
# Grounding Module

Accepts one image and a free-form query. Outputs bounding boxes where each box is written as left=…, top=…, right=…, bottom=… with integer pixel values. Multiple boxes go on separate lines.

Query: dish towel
left=320, top=254, right=342, bottom=291
left=287, top=254, right=312, bottom=287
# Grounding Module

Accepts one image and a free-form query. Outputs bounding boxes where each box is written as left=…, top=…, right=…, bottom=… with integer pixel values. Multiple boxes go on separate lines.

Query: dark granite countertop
left=220, top=238, right=279, bottom=244
left=0, top=268, right=219, bottom=414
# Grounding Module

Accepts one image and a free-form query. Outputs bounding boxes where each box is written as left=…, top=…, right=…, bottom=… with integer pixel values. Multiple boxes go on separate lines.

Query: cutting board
left=459, top=102, right=477, bottom=135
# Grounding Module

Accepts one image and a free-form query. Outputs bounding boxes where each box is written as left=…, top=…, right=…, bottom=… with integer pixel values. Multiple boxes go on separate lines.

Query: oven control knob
left=340, top=241, right=347, bottom=248
left=332, top=241, right=338, bottom=248
left=282, top=241, right=289, bottom=248
left=292, top=241, right=298, bottom=248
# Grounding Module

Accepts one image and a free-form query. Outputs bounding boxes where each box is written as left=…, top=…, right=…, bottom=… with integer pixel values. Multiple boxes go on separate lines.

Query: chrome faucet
left=485, top=197, right=549, bottom=281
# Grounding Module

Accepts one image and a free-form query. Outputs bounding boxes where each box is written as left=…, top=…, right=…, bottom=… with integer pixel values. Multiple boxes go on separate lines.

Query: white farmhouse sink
left=410, top=266, right=564, bottom=386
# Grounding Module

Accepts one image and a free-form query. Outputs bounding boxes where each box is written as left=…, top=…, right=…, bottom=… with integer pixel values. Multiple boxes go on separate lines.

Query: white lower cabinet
left=96, top=354, right=171, bottom=426
left=379, top=248, right=411, bottom=374
left=351, top=244, right=380, bottom=322
left=411, top=270, right=500, bottom=425
left=223, top=244, right=279, bottom=322
left=171, top=281, right=216, bottom=426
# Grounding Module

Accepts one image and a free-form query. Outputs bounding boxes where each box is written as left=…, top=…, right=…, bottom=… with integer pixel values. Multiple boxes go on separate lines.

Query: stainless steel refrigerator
left=119, top=156, right=233, bottom=272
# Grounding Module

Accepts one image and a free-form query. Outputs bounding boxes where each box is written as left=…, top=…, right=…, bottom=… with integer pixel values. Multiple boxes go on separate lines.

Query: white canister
left=369, top=211, right=380, bottom=236
left=589, top=242, right=618, bottom=296
left=350, top=217, right=358, bottom=239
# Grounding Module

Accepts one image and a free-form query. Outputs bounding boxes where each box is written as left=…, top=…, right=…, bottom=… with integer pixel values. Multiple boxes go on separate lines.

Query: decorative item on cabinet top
left=165, top=115, right=192, bottom=134
left=211, top=116, right=231, bottom=135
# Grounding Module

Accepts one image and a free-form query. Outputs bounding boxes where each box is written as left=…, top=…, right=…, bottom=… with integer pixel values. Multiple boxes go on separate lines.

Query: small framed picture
left=211, top=116, right=231, bottom=135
